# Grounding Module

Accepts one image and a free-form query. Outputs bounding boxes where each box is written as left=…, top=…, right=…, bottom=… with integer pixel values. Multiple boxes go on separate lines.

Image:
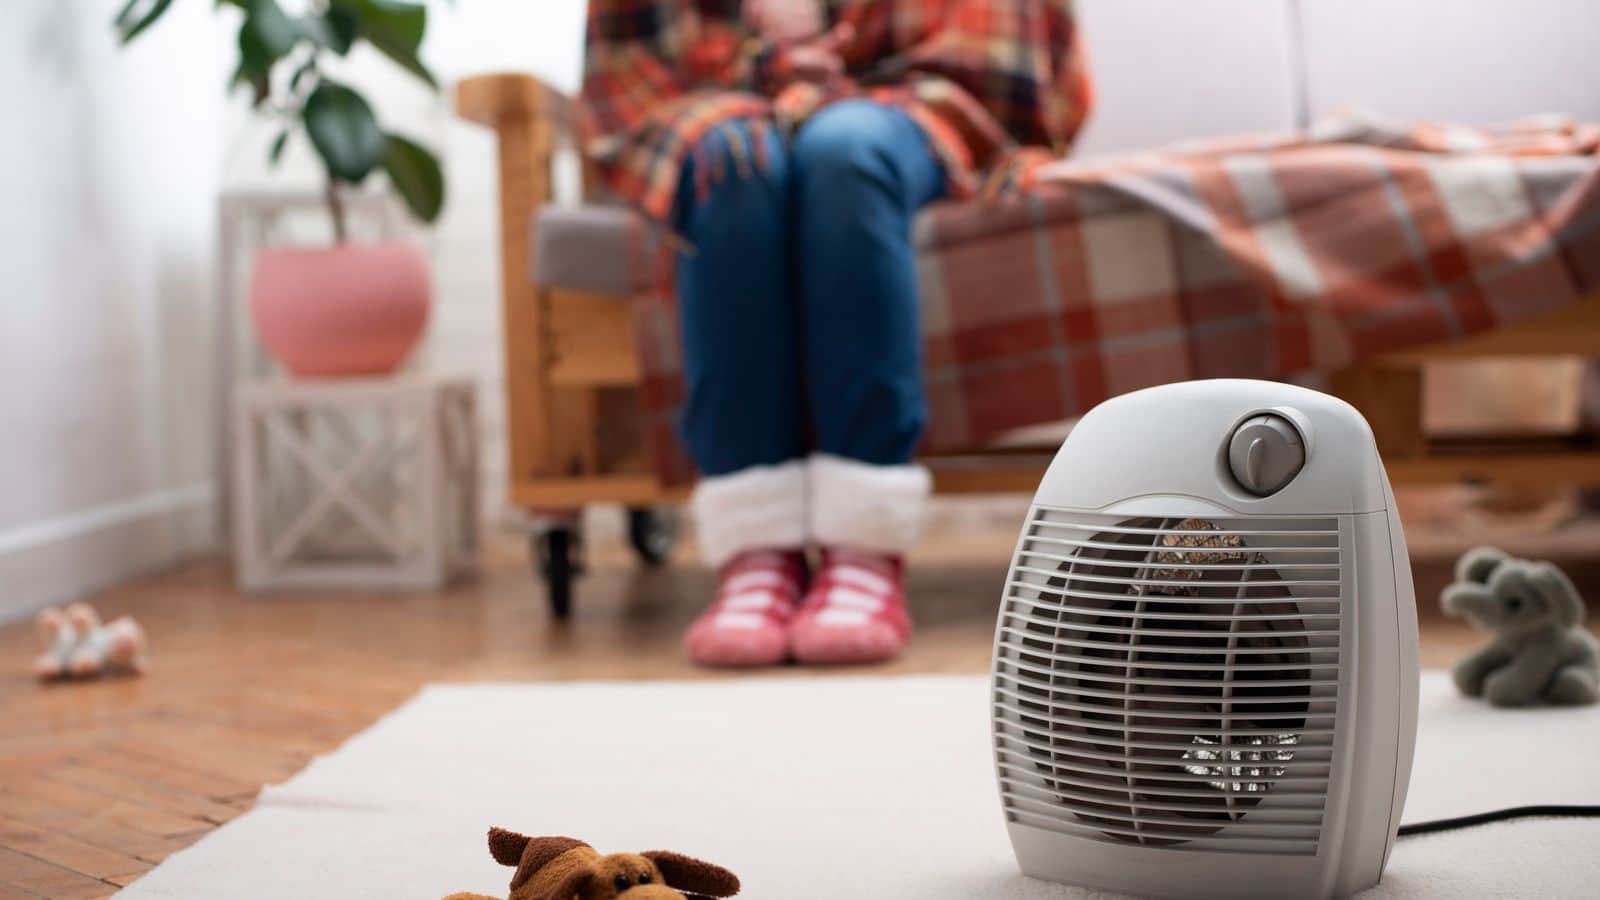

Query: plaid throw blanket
left=578, top=0, right=1093, bottom=222
left=630, top=112, right=1600, bottom=483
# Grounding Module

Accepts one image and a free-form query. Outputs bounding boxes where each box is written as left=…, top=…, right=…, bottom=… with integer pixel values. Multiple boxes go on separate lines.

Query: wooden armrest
left=452, top=72, right=586, bottom=490
left=453, top=72, right=573, bottom=132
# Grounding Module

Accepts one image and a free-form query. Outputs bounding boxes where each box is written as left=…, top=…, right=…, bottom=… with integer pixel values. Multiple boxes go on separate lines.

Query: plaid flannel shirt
left=578, top=0, right=1094, bottom=222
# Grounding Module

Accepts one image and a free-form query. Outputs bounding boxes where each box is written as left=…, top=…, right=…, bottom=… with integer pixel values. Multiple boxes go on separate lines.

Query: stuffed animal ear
left=487, top=830, right=589, bottom=893
left=1440, top=582, right=1487, bottom=620
left=1456, top=547, right=1509, bottom=585
left=1529, top=562, right=1584, bottom=628
left=642, top=851, right=741, bottom=897
left=487, top=827, right=532, bottom=866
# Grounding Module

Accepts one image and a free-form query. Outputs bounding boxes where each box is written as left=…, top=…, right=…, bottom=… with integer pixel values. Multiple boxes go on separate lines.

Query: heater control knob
left=1228, top=413, right=1305, bottom=496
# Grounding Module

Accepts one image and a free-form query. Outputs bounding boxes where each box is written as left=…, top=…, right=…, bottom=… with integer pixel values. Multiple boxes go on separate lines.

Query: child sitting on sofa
left=577, top=0, right=1092, bottom=666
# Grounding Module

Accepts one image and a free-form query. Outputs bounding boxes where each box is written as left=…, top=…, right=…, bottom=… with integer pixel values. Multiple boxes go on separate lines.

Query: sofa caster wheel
left=626, top=506, right=680, bottom=566
left=531, top=525, right=583, bottom=620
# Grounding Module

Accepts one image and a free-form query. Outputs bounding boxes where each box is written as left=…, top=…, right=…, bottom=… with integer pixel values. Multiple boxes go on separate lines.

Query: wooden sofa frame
left=456, top=72, right=1600, bottom=612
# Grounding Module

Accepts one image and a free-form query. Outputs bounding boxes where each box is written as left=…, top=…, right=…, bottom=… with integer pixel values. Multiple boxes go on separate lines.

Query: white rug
left=121, top=673, right=1600, bottom=899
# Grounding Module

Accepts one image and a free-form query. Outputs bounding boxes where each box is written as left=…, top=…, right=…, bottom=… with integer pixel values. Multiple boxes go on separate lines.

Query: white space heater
left=991, top=380, right=1419, bottom=900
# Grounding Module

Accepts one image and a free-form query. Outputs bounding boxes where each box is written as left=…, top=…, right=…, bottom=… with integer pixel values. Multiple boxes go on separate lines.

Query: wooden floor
left=1, top=504, right=1597, bottom=898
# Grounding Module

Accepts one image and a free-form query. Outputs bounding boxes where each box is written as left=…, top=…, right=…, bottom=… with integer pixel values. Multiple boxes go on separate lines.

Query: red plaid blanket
left=578, top=0, right=1093, bottom=222
left=631, top=112, right=1600, bottom=483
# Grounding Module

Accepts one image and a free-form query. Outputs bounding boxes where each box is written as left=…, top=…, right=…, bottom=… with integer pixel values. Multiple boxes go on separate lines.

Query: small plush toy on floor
left=33, top=603, right=147, bottom=681
left=1442, top=547, right=1599, bottom=707
left=444, top=828, right=740, bottom=900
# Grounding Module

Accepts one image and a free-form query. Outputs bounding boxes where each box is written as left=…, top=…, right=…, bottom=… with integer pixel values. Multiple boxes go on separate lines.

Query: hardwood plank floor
left=1, top=506, right=1596, bottom=897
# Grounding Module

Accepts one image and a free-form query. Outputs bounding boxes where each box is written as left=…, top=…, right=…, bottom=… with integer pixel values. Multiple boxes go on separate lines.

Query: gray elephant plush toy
left=1441, top=547, right=1599, bottom=707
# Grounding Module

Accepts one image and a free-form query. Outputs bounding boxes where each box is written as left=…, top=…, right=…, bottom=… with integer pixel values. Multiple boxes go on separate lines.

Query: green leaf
left=300, top=7, right=357, bottom=54
left=322, top=7, right=360, bottom=54
left=343, top=0, right=438, bottom=90
left=268, top=129, right=290, bottom=166
left=245, top=0, right=299, bottom=57
left=303, top=82, right=386, bottom=183
left=237, top=23, right=267, bottom=76
left=346, top=0, right=426, bottom=52
left=114, top=0, right=175, bottom=44
left=382, top=134, right=445, bottom=223
left=237, top=0, right=298, bottom=99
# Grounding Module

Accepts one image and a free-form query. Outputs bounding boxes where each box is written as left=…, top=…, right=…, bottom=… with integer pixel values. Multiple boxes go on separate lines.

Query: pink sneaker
left=685, top=550, right=808, bottom=668
left=790, top=549, right=911, bottom=665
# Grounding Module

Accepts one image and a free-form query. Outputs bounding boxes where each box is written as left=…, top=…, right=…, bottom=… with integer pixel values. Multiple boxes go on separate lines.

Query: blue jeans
left=673, top=100, right=947, bottom=477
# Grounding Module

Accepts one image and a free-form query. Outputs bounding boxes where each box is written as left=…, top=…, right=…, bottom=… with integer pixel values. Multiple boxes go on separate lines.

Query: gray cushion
left=532, top=202, right=941, bottom=296
left=532, top=205, right=657, bottom=296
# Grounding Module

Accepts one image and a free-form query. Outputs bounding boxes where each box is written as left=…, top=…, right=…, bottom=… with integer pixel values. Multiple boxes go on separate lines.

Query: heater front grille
left=992, top=509, right=1343, bottom=856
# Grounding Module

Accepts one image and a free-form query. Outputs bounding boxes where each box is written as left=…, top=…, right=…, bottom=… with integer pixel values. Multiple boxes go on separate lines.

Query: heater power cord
left=1397, top=804, right=1600, bottom=837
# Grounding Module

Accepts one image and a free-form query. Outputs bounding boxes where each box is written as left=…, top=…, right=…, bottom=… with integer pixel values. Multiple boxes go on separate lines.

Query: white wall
left=0, top=1, right=229, bottom=622
left=1068, top=0, right=1600, bottom=157
left=1301, top=0, right=1600, bottom=125
left=1071, top=0, right=1297, bottom=157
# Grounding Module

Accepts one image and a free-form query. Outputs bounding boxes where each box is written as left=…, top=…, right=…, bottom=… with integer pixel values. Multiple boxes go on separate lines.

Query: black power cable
left=1398, top=804, right=1600, bottom=838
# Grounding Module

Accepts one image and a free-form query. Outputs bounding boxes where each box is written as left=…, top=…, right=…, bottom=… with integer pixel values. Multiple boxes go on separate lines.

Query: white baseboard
left=0, top=484, right=216, bottom=625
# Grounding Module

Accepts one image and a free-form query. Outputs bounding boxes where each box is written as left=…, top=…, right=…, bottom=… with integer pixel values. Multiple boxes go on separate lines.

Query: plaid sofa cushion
left=534, top=112, right=1600, bottom=485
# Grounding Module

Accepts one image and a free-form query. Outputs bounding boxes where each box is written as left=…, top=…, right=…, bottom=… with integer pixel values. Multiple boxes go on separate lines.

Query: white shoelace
left=814, top=565, right=892, bottom=626
left=710, top=569, right=798, bottom=630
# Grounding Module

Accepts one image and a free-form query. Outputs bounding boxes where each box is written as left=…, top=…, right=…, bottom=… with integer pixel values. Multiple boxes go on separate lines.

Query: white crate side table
left=233, top=375, right=478, bottom=591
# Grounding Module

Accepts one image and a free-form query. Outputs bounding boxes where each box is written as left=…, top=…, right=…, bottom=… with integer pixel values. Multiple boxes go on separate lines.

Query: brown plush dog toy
left=444, top=828, right=740, bottom=900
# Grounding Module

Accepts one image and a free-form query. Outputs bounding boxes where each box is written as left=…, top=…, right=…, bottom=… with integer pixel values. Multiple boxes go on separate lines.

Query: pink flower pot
left=249, top=243, right=431, bottom=377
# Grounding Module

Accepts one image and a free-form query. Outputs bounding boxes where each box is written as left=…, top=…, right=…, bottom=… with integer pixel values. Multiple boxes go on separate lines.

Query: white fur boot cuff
left=689, top=460, right=807, bottom=568
left=809, top=455, right=931, bottom=555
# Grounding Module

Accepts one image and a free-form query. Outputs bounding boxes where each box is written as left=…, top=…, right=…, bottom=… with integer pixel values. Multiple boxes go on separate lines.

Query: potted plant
left=116, top=0, right=446, bottom=377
